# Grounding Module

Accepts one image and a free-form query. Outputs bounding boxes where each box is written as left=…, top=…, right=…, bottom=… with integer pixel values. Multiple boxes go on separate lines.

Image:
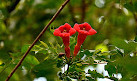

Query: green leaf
left=78, top=51, right=85, bottom=59
left=94, top=49, right=102, bottom=55
left=84, top=50, right=92, bottom=56
left=31, top=45, right=43, bottom=52
left=127, top=41, right=137, bottom=52
left=56, top=58, right=64, bottom=68
left=56, top=42, right=62, bottom=49
left=105, top=63, right=116, bottom=76
left=76, top=63, right=82, bottom=67
left=65, top=76, right=72, bottom=81
left=21, top=45, right=30, bottom=53
left=24, top=55, right=39, bottom=65
left=9, top=52, right=21, bottom=57
left=111, top=38, right=137, bottom=54
left=83, top=49, right=94, bottom=56
left=118, top=57, right=137, bottom=73
left=48, top=42, right=57, bottom=54
left=124, top=3, right=134, bottom=12
left=85, top=56, right=94, bottom=64
left=124, top=1, right=137, bottom=12
left=88, top=69, right=104, bottom=78
left=70, top=36, right=76, bottom=51
left=86, top=76, right=94, bottom=81
left=50, top=26, right=54, bottom=33
left=116, top=48, right=124, bottom=57
left=109, top=77, right=118, bottom=81
left=39, top=40, right=49, bottom=48
left=38, top=50, right=48, bottom=54
left=33, top=59, right=59, bottom=81
left=111, top=38, right=127, bottom=49
left=21, top=55, right=40, bottom=71
left=75, top=68, right=82, bottom=72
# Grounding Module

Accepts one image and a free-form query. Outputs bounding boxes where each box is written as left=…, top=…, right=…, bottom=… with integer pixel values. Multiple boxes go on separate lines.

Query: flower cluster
left=53, top=22, right=97, bottom=58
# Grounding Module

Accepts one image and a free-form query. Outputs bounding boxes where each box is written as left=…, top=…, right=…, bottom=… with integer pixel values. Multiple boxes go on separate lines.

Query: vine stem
left=66, top=63, right=70, bottom=75
left=5, top=0, right=70, bottom=81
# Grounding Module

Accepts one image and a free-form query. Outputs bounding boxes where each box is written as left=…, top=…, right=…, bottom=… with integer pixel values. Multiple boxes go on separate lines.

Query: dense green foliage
left=0, top=0, right=137, bottom=81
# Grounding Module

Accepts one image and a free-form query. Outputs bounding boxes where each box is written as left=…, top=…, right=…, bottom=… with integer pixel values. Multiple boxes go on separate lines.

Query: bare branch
left=5, top=0, right=70, bottom=81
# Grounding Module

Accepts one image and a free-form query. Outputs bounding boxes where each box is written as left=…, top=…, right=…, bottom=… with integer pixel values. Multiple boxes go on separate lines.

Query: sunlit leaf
left=39, top=40, right=49, bottom=48
left=95, top=43, right=108, bottom=52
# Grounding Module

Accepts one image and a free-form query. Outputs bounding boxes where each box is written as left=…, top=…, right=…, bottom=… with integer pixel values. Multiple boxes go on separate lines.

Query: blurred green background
left=0, top=0, right=137, bottom=81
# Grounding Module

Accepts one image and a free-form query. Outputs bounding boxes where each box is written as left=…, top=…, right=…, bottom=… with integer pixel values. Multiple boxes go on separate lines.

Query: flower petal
left=54, top=23, right=76, bottom=37
left=58, top=25, right=64, bottom=31
left=53, top=29, right=61, bottom=36
left=64, top=23, right=71, bottom=30
left=74, top=24, right=80, bottom=31
left=88, top=29, right=97, bottom=35
left=83, top=22, right=92, bottom=31
left=60, top=33, right=70, bottom=37
left=69, top=28, right=76, bottom=36
left=79, top=30, right=88, bottom=35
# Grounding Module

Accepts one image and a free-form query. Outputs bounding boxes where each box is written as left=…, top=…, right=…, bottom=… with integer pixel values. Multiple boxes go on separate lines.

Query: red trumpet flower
left=73, top=22, right=97, bottom=56
left=53, top=23, right=76, bottom=58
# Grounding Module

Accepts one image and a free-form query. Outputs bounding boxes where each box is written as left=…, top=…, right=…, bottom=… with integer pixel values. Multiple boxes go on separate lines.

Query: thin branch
left=82, top=62, right=108, bottom=65
left=5, top=0, right=70, bottom=81
left=66, top=63, right=70, bottom=75
left=64, top=64, right=65, bottom=73
left=66, top=57, right=70, bottom=75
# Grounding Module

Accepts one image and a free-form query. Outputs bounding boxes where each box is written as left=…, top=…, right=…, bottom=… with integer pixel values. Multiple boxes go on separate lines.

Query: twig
left=66, top=63, right=70, bottom=75
left=5, top=0, right=70, bottom=81
left=64, top=64, right=65, bottom=73
left=82, top=62, right=108, bottom=65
